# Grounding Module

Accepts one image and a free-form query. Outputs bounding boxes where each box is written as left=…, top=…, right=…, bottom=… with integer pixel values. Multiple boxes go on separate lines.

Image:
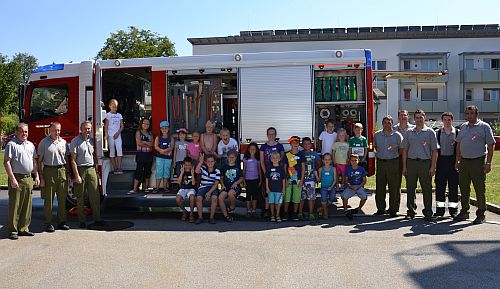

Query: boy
left=217, top=127, right=239, bottom=166
left=219, top=150, right=244, bottom=222
left=266, top=151, right=286, bottom=222
left=318, top=119, right=337, bottom=155
left=300, top=137, right=321, bottom=221
left=176, top=157, right=196, bottom=223
left=195, top=153, right=221, bottom=224
left=283, top=136, right=305, bottom=221
left=342, top=154, right=368, bottom=220
left=348, top=123, right=368, bottom=170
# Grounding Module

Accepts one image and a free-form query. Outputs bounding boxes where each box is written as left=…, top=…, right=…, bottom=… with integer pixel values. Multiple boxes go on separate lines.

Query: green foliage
left=490, top=121, right=500, bottom=136
left=0, top=113, right=18, bottom=134
left=0, top=54, right=22, bottom=115
left=97, top=26, right=177, bottom=60
left=12, top=53, right=38, bottom=83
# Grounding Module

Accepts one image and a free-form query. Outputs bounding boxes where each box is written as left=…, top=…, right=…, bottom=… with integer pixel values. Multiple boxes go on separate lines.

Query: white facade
left=189, top=28, right=500, bottom=124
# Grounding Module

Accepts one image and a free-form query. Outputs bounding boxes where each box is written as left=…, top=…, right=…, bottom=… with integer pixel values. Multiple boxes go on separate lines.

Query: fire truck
left=19, top=49, right=375, bottom=203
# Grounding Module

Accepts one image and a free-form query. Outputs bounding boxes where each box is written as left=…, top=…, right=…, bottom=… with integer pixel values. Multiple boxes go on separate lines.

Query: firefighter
left=3, top=123, right=40, bottom=240
left=37, top=122, right=70, bottom=232
left=434, top=112, right=459, bottom=218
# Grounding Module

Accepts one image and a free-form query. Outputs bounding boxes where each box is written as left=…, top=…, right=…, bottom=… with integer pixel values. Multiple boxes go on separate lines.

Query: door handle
left=62, top=130, right=74, bottom=136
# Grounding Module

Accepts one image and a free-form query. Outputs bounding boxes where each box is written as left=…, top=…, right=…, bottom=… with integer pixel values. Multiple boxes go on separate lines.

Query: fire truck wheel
left=66, top=181, right=105, bottom=214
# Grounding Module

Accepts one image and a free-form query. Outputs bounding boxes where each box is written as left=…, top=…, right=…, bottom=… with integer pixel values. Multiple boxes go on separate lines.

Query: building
left=188, top=25, right=500, bottom=124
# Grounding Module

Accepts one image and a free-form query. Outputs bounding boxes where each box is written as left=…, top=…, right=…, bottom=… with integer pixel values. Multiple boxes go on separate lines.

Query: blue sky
left=2, top=0, right=499, bottom=65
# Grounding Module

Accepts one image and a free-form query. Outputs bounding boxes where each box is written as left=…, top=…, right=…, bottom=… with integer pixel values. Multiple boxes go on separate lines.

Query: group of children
left=105, top=99, right=370, bottom=223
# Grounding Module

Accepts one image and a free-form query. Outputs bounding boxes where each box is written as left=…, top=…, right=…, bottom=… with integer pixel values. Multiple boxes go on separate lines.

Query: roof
left=188, top=24, right=500, bottom=45
left=458, top=51, right=500, bottom=55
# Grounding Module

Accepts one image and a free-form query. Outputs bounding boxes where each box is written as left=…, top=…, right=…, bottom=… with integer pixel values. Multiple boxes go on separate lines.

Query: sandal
left=189, top=213, right=195, bottom=223
left=195, top=218, right=203, bottom=225
left=127, top=190, right=137, bottom=195
left=181, top=212, right=187, bottom=221
left=209, top=218, right=216, bottom=224
left=224, top=215, right=233, bottom=222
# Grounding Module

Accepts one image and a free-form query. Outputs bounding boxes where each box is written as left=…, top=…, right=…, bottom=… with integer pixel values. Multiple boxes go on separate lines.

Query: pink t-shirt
left=187, top=142, right=201, bottom=160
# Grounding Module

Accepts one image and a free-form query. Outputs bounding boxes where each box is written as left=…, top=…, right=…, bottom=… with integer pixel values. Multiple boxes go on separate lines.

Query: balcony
left=399, top=100, right=449, bottom=112
left=460, top=100, right=500, bottom=113
left=461, top=70, right=500, bottom=83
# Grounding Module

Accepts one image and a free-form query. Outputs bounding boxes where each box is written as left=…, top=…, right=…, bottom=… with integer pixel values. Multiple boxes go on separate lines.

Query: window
left=483, top=88, right=499, bottom=101
left=403, top=89, right=411, bottom=101
left=492, top=59, right=499, bottom=70
left=373, top=60, right=387, bottom=70
left=374, top=79, right=387, bottom=99
left=403, top=60, right=411, bottom=71
left=30, top=85, right=69, bottom=121
left=464, top=59, right=474, bottom=70
left=421, top=88, right=438, bottom=101
left=420, top=59, right=439, bottom=71
left=466, top=89, right=473, bottom=101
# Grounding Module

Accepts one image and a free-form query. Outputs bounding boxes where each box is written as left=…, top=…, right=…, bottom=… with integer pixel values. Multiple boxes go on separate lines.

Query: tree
left=12, top=53, right=38, bottom=83
left=0, top=54, right=22, bottom=115
left=97, top=26, right=176, bottom=60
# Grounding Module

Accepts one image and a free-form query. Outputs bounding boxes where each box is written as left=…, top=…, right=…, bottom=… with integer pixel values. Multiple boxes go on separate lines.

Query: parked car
left=1, top=133, right=15, bottom=149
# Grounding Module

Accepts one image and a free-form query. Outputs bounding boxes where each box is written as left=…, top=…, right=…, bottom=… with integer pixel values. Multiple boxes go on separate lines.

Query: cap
left=177, top=128, right=189, bottom=134
left=288, top=136, right=300, bottom=144
left=160, top=121, right=169, bottom=128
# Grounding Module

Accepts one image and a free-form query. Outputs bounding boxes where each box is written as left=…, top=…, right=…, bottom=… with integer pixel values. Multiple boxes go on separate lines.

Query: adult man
left=454, top=105, right=495, bottom=224
left=402, top=110, right=439, bottom=221
left=394, top=110, right=415, bottom=196
left=37, top=122, right=70, bottom=232
left=3, top=123, right=40, bottom=240
left=70, top=121, right=103, bottom=228
left=434, top=112, right=459, bottom=218
left=373, top=115, right=403, bottom=217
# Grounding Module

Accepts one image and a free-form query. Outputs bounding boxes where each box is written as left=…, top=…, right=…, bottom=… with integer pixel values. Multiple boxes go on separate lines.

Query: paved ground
left=0, top=190, right=499, bottom=289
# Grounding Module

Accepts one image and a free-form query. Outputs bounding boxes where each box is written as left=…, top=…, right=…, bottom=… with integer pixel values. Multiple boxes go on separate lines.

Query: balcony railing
left=461, top=69, right=500, bottom=82
left=460, top=100, right=500, bottom=112
left=399, top=100, right=449, bottom=112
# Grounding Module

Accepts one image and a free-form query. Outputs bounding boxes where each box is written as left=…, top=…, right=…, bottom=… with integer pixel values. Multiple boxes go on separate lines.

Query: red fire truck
left=19, top=49, right=375, bottom=203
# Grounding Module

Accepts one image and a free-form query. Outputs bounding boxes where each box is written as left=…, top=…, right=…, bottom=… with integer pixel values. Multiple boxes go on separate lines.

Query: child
left=318, top=119, right=337, bottom=155
left=300, top=137, right=321, bottom=221
left=331, top=128, right=350, bottom=201
left=243, top=142, right=261, bottom=217
left=318, top=153, right=337, bottom=219
left=154, top=121, right=174, bottom=193
left=283, top=136, right=305, bottom=221
left=104, top=99, right=124, bottom=174
left=176, top=157, right=196, bottom=223
left=219, top=150, right=244, bottom=222
left=260, top=127, right=285, bottom=218
left=187, top=131, right=201, bottom=166
left=342, top=154, right=368, bottom=220
left=200, top=120, right=218, bottom=155
left=266, top=151, right=286, bottom=222
left=217, top=127, right=238, bottom=165
left=130, top=118, right=153, bottom=194
left=348, top=123, right=368, bottom=170
left=195, top=153, right=221, bottom=224
left=174, top=128, right=189, bottom=177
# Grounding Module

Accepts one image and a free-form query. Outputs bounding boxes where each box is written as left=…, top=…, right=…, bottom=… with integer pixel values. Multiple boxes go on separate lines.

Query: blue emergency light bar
left=33, top=63, right=64, bottom=73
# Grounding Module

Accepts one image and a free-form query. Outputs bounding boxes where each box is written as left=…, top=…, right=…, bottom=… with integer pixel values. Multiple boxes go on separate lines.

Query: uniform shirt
left=331, top=142, right=349, bottom=165
left=217, top=138, right=238, bottom=158
left=266, top=165, right=286, bottom=192
left=393, top=123, right=415, bottom=139
left=349, top=136, right=368, bottom=158
left=199, top=164, right=221, bottom=189
left=175, top=141, right=188, bottom=163
left=303, top=150, right=321, bottom=182
left=319, top=130, right=337, bottom=155
left=260, top=142, right=285, bottom=171
left=402, top=126, right=439, bottom=160
left=284, top=150, right=305, bottom=184
left=345, top=166, right=367, bottom=186
left=437, top=127, right=458, bottom=156
left=373, top=129, right=403, bottom=160
left=456, top=120, right=496, bottom=159
left=105, top=112, right=123, bottom=135
left=221, top=163, right=243, bottom=188
left=4, top=138, right=37, bottom=174
left=70, top=135, right=95, bottom=166
left=37, top=136, right=67, bottom=166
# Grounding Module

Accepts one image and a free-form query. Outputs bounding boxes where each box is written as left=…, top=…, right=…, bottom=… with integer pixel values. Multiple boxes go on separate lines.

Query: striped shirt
left=199, top=164, right=221, bottom=188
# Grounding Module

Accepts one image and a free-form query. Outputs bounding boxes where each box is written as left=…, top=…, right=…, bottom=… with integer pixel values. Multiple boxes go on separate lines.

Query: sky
left=2, top=0, right=500, bottom=66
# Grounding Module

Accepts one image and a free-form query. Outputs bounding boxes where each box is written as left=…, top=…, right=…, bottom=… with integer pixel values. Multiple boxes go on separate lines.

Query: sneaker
left=18, top=231, right=35, bottom=236
left=473, top=215, right=485, bottom=224
left=270, top=216, right=276, bottom=222
left=345, top=210, right=353, bottom=220
left=282, top=214, right=288, bottom=221
left=292, top=213, right=299, bottom=221
left=79, top=222, right=87, bottom=228
left=45, top=224, right=55, bottom=233
left=57, top=223, right=70, bottom=230
left=209, top=218, right=216, bottom=224
left=8, top=233, right=18, bottom=240
left=276, top=216, right=282, bottom=223
left=309, top=214, right=316, bottom=221
left=297, top=212, right=304, bottom=221
left=453, top=212, right=469, bottom=221
left=195, top=218, right=203, bottom=225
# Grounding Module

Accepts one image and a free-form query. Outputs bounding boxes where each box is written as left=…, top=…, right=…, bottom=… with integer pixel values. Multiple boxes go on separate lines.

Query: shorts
left=108, top=135, right=123, bottom=157
left=268, top=192, right=283, bottom=205
left=335, top=164, right=348, bottom=177
left=155, top=157, right=172, bottom=179
left=220, top=186, right=241, bottom=197
left=196, top=186, right=220, bottom=199
left=320, top=187, right=336, bottom=203
left=245, top=179, right=260, bottom=201
left=301, top=181, right=317, bottom=201
left=342, top=187, right=368, bottom=200
left=285, top=183, right=301, bottom=204
left=177, top=188, right=195, bottom=199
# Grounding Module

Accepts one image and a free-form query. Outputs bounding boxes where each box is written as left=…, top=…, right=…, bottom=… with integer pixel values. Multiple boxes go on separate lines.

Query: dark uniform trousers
left=8, top=174, right=34, bottom=235
left=406, top=159, right=433, bottom=218
left=459, top=156, right=487, bottom=217
left=42, top=166, right=68, bottom=224
left=434, top=155, right=459, bottom=215
left=375, top=157, right=401, bottom=213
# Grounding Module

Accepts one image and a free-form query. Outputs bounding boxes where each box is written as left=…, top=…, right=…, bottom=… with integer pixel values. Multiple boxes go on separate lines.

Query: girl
left=154, top=121, right=174, bottom=193
left=317, top=153, right=337, bottom=219
left=187, top=131, right=201, bottom=166
left=200, top=120, right=218, bottom=155
left=104, top=99, right=124, bottom=174
left=130, top=118, right=153, bottom=194
left=174, top=128, right=189, bottom=178
left=331, top=128, right=350, bottom=201
left=243, top=142, right=261, bottom=217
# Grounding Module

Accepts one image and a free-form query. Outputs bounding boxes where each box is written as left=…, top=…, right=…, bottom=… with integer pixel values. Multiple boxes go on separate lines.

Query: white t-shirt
left=217, top=138, right=239, bottom=158
left=319, top=130, right=337, bottom=155
left=106, top=112, right=123, bottom=135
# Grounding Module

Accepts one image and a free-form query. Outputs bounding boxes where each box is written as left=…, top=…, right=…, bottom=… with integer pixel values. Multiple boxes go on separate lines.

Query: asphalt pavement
left=0, top=190, right=499, bottom=289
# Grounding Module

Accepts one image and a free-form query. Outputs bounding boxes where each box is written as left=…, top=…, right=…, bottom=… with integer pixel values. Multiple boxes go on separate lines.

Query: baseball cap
left=288, top=136, right=300, bottom=143
left=160, top=121, right=169, bottom=128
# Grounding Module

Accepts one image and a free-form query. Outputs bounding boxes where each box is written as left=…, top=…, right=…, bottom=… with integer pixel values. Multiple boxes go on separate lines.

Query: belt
left=461, top=156, right=485, bottom=160
left=377, top=157, right=399, bottom=162
left=408, top=158, right=430, bottom=161
left=45, top=165, right=65, bottom=168
left=14, top=173, right=31, bottom=178
left=77, top=165, right=95, bottom=168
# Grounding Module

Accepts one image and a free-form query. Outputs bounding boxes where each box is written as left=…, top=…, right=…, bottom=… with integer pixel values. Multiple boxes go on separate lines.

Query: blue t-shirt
left=321, top=166, right=335, bottom=188
left=266, top=165, right=286, bottom=192
left=303, top=150, right=321, bottom=182
left=345, top=166, right=367, bottom=186
left=221, top=163, right=243, bottom=188
left=157, top=136, right=172, bottom=159
left=284, top=150, right=305, bottom=184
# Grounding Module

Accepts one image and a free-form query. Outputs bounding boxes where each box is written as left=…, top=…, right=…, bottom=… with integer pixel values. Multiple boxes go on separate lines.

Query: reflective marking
left=448, top=202, right=459, bottom=208
left=436, top=202, right=446, bottom=207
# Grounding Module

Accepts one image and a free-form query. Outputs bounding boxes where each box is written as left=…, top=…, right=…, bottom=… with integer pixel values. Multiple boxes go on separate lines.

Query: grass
left=0, top=152, right=6, bottom=186
left=366, top=153, right=500, bottom=206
